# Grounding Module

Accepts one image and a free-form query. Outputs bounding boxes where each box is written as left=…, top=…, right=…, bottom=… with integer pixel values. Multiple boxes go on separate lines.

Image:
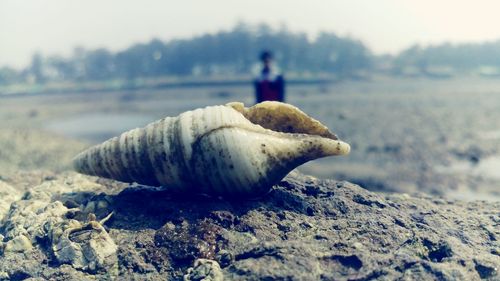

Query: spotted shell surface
left=73, top=101, right=350, bottom=197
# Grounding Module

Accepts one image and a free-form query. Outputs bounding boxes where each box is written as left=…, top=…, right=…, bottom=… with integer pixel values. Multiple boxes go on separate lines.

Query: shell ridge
left=123, top=128, right=143, bottom=183
left=145, top=120, right=162, bottom=183
left=202, top=107, right=227, bottom=194
left=110, top=134, right=134, bottom=182
left=134, top=126, right=160, bottom=186
left=171, top=114, right=193, bottom=187
left=119, top=130, right=140, bottom=183
left=198, top=106, right=225, bottom=194
left=83, top=148, right=98, bottom=176
left=127, top=129, right=142, bottom=182
left=104, top=137, right=120, bottom=179
left=212, top=107, right=238, bottom=195
left=98, top=141, right=114, bottom=178
left=160, top=116, right=182, bottom=188
left=144, top=120, right=165, bottom=185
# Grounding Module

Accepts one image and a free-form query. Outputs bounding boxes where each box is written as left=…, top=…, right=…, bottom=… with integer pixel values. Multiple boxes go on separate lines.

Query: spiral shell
left=73, top=101, right=350, bottom=197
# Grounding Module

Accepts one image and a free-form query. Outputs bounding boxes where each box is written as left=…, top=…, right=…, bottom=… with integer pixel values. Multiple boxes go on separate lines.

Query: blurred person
left=254, top=50, right=285, bottom=103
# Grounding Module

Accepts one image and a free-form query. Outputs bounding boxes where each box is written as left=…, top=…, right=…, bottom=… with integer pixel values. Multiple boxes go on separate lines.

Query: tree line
left=391, top=42, right=500, bottom=76
left=0, top=23, right=372, bottom=85
left=3, top=23, right=500, bottom=85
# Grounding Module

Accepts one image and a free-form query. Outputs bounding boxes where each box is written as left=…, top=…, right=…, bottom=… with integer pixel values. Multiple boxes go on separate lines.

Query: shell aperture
left=73, top=101, right=350, bottom=196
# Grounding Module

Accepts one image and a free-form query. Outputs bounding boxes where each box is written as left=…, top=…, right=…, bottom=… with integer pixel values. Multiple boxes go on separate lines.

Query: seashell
left=73, top=101, right=350, bottom=197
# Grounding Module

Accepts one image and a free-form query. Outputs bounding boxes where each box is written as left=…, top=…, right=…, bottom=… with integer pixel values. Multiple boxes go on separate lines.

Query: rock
left=215, top=250, right=233, bottom=268
left=0, top=180, right=21, bottom=222
left=184, top=259, right=223, bottom=281
left=3, top=234, right=32, bottom=253
left=474, top=258, right=498, bottom=279
left=0, top=171, right=498, bottom=280
left=0, top=174, right=119, bottom=279
left=51, top=218, right=118, bottom=274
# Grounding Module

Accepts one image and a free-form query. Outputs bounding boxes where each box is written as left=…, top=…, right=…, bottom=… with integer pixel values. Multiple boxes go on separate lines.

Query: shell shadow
left=111, top=186, right=316, bottom=231
left=63, top=177, right=320, bottom=232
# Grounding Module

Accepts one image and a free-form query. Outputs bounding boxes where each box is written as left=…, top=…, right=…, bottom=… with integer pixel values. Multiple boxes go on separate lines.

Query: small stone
left=0, top=235, right=4, bottom=254
left=96, top=199, right=109, bottom=210
left=52, top=219, right=118, bottom=273
left=4, top=235, right=32, bottom=253
left=0, top=181, right=22, bottom=219
left=474, top=259, right=498, bottom=279
left=353, top=242, right=363, bottom=249
left=184, top=259, right=223, bottom=281
left=215, top=250, right=233, bottom=267
left=63, top=199, right=80, bottom=209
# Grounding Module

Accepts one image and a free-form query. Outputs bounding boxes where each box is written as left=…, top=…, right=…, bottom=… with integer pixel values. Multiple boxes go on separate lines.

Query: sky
left=2, top=0, right=500, bottom=69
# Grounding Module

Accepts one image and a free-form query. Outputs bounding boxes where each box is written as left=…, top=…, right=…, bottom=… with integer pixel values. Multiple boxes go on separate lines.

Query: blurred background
left=1, top=0, right=499, bottom=201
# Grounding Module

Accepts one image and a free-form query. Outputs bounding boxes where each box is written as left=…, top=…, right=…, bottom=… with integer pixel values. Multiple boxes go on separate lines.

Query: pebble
left=4, top=235, right=32, bottom=253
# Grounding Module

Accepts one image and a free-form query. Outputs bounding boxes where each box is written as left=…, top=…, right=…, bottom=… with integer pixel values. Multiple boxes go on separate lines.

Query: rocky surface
left=0, top=181, right=21, bottom=221
left=0, top=171, right=498, bottom=280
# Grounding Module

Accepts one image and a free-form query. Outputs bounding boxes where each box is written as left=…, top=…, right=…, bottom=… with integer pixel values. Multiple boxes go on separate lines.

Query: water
left=473, top=157, right=500, bottom=180
left=436, top=156, right=500, bottom=179
left=478, top=130, right=500, bottom=140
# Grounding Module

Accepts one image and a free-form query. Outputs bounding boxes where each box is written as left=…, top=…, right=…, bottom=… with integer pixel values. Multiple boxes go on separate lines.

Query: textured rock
left=0, top=171, right=498, bottom=280
left=50, top=217, right=118, bottom=274
left=0, top=181, right=21, bottom=222
left=3, top=234, right=32, bottom=253
left=184, top=259, right=223, bottom=281
left=0, top=174, right=119, bottom=279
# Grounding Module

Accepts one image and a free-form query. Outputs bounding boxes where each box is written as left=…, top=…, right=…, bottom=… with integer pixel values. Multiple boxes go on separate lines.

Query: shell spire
left=73, top=101, right=350, bottom=197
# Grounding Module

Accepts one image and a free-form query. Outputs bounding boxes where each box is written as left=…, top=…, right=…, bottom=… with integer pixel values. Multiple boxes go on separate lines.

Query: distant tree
left=15, top=22, right=500, bottom=84
left=0, top=67, right=21, bottom=85
left=13, top=22, right=377, bottom=82
left=84, top=49, right=115, bottom=80
left=115, top=40, right=170, bottom=79
left=46, top=55, right=76, bottom=80
left=392, top=40, right=500, bottom=76
left=310, top=33, right=372, bottom=76
left=29, top=52, right=46, bottom=83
